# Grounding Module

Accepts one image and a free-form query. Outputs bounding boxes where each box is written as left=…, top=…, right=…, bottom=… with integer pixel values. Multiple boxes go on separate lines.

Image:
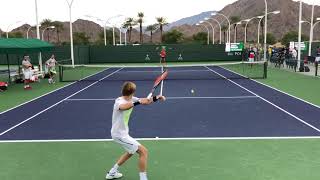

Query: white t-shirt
left=111, top=96, right=140, bottom=138
left=22, top=60, right=31, bottom=70
left=292, top=49, right=297, bottom=58
left=46, top=58, right=56, bottom=68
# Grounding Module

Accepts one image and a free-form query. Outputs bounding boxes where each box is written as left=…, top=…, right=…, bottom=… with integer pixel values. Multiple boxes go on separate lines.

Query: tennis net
left=58, top=61, right=268, bottom=82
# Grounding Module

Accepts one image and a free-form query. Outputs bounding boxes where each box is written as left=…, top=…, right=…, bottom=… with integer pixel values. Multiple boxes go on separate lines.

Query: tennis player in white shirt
left=106, top=82, right=165, bottom=180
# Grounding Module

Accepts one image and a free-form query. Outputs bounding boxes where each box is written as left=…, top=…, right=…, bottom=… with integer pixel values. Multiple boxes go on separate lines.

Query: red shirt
left=160, top=50, right=166, bottom=58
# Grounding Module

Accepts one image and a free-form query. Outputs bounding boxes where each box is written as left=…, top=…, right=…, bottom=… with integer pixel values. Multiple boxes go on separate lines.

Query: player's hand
left=157, top=95, right=166, bottom=101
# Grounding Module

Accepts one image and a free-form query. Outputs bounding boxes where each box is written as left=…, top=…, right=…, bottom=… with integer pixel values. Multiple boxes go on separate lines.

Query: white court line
left=0, top=68, right=123, bottom=137
left=220, top=66, right=320, bottom=109
left=205, top=66, right=320, bottom=133
left=118, top=70, right=211, bottom=73
left=65, top=96, right=259, bottom=101
left=0, top=68, right=109, bottom=115
left=1, top=136, right=320, bottom=143
left=160, top=66, right=165, bottom=96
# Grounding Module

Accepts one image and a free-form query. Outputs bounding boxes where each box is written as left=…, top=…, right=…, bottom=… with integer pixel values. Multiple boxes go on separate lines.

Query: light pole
left=211, top=12, right=231, bottom=43
left=27, top=25, right=41, bottom=39
left=6, top=21, right=22, bottom=38
left=34, top=0, right=42, bottom=74
left=119, top=27, right=122, bottom=45
left=196, top=23, right=210, bottom=45
left=257, top=11, right=280, bottom=45
left=34, top=0, right=40, bottom=39
left=27, top=26, right=35, bottom=39
left=200, top=20, right=215, bottom=44
left=234, top=22, right=241, bottom=43
left=304, top=18, right=320, bottom=56
left=308, top=2, right=315, bottom=56
left=65, top=0, right=75, bottom=67
left=205, top=17, right=222, bottom=44
left=264, top=0, right=268, bottom=61
left=298, top=0, right=302, bottom=69
left=41, top=26, right=55, bottom=41
left=86, top=14, right=123, bottom=46
left=244, top=16, right=263, bottom=44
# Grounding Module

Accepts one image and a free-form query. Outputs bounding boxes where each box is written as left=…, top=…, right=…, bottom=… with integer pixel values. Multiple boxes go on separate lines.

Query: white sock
left=139, top=172, right=148, bottom=180
left=109, top=164, right=119, bottom=174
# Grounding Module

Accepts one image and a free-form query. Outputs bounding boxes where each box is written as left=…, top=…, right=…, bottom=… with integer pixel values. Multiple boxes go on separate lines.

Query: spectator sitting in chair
left=46, top=54, right=58, bottom=84
left=22, top=55, right=34, bottom=90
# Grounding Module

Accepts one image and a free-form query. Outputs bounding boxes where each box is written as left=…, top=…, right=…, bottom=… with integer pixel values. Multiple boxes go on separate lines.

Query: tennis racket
left=147, top=70, right=169, bottom=99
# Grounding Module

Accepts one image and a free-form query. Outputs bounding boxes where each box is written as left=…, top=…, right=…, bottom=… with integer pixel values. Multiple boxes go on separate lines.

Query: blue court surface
left=0, top=66, right=320, bottom=141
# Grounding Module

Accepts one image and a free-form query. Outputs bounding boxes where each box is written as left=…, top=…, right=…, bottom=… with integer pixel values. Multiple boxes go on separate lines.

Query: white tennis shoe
left=106, top=171, right=123, bottom=179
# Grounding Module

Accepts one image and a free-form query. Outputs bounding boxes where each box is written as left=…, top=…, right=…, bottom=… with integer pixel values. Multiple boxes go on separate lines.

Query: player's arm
left=140, top=95, right=166, bottom=105
left=119, top=95, right=166, bottom=110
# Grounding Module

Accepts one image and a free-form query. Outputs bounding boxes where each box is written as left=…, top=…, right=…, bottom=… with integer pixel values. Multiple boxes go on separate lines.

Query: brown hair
left=122, top=82, right=136, bottom=96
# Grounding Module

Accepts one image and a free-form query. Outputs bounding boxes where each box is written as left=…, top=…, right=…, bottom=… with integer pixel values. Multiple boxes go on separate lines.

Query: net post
left=59, top=65, right=63, bottom=82
left=315, top=61, right=318, bottom=77
left=264, top=61, right=268, bottom=79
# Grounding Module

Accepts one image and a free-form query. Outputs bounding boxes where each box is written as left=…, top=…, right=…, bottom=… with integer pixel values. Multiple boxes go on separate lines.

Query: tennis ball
left=191, top=89, right=195, bottom=94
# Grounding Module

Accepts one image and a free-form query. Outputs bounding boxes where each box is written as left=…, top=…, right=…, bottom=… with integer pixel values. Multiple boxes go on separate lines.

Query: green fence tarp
left=0, top=38, right=54, bottom=54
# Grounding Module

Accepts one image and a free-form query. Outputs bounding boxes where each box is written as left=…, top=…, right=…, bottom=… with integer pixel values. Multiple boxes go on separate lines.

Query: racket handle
left=147, top=93, right=152, bottom=99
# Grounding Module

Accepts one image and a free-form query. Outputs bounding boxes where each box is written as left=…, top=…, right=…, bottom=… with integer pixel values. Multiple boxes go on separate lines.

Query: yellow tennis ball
left=191, top=89, right=195, bottom=94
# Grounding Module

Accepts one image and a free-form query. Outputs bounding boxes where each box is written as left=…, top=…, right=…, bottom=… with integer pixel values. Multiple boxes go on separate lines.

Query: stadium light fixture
left=27, top=25, right=37, bottom=39
left=300, top=20, right=311, bottom=25
left=202, top=20, right=216, bottom=45
left=234, top=22, right=242, bottom=43
left=6, top=21, right=22, bottom=38
left=257, top=11, right=280, bottom=45
left=203, top=17, right=222, bottom=44
left=211, top=12, right=231, bottom=43
left=244, top=16, right=263, bottom=44
left=41, top=26, right=55, bottom=41
left=309, top=17, right=320, bottom=55
left=196, top=23, right=210, bottom=45
left=271, top=10, right=280, bottom=14
left=65, top=0, right=75, bottom=67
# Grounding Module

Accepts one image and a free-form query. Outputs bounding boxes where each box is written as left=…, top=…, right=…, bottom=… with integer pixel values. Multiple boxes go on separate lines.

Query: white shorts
left=23, top=69, right=33, bottom=80
left=249, top=58, right=254, bottom=62
left=316, top=57, right=320, bottom=62
left=112, top=135, right=141, bottom=154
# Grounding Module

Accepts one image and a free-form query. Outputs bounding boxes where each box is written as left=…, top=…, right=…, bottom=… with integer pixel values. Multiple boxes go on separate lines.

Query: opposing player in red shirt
left=160, top=47, right=166, bottom=63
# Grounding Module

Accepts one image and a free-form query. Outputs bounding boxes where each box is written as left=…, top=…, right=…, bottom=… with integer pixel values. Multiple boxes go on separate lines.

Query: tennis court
left=1, top=62, right=320, bottom=180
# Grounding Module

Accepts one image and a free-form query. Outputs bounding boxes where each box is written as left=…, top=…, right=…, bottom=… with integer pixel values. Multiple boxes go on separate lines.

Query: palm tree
left=156, top=17, right=168, bottom=43
left=52, top=21, right=64, bottom=44
left=137, top=12, right=144, bottom=43
left=41, top=19, right=53, bottom=42
left=221, top=25, right=228, bottom=43
left=123, top=18, right=137, bottom=43
left=146, top=24, right=158, bottom=43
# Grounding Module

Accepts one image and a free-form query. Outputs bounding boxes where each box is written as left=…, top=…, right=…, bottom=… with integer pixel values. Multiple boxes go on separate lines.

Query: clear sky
left=0, top=0, right=318, bottom=31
